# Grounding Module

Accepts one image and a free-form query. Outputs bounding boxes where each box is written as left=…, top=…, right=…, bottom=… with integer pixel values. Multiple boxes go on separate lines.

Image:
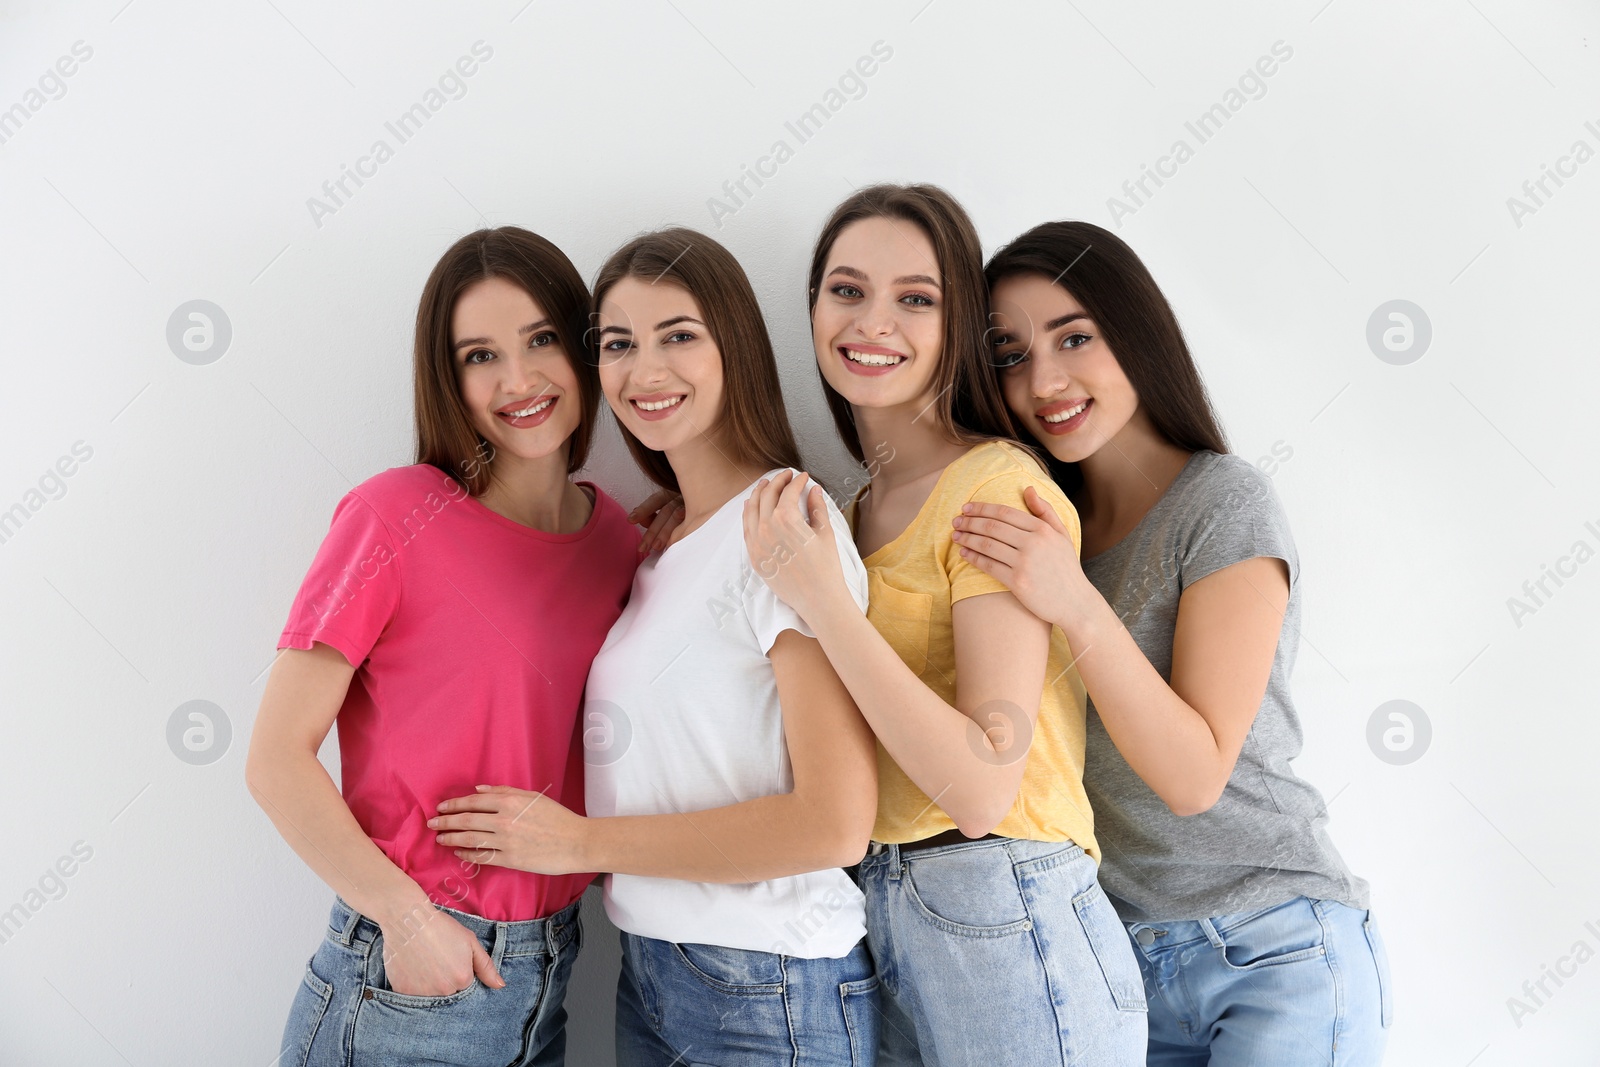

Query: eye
left=463, top=348, right=494, bottom=365
left=1061, top=332, right=1091, bottom=350
left=529, top=330, right=559, bottom=349
left=829, top=283, right=863, bottom=299
left=664, top=330, right=695, bottom=344
left=601, top=338, right=633, bottom=353
left=992, top=349, right=1027, bottom=370
left=900, top=293, right=934, bottom=308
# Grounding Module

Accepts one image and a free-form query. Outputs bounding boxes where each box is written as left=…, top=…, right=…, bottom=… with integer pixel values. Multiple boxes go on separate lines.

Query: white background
left=2, top=1, right=1597, bottom=1063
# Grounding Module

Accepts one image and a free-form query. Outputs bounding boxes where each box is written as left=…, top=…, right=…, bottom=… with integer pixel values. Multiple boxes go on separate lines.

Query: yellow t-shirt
left=847, top=439, right=1098, bottom=859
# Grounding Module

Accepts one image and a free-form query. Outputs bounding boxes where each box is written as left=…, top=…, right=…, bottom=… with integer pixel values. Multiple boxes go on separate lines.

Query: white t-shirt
left=583, top=470, right=870, bottom=959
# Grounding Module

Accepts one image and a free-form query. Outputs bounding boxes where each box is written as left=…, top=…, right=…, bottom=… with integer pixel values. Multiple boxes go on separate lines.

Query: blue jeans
left=1127, top=896, right=1393, bottom=1065
left=278, top=894, right=582, bottom=1067
left=615, top=930, right=880, bottom=1065
left=858, top=836, right=1148, bottom=1066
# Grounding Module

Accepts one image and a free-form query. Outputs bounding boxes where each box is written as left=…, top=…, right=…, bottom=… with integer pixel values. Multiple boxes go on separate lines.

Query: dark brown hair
left=984, top=220, right=1228, bottom=493
left=592, top=228, right=803, bottom=492
left=412, top=227, right=598, bottom=495
left=806, top=183, right=1017, bottom=462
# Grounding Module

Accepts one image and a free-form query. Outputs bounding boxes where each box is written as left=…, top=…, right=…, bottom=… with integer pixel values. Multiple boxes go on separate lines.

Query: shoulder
left=1174, top=452, right=1287, bottom=527
left=942, top=440, right=1068, bottom=508
left=346, top=464, right=465, bottom=513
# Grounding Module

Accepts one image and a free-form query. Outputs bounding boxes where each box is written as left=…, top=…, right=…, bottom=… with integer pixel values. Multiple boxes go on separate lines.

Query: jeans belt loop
left=1198, top=916, right=1226, bottom=950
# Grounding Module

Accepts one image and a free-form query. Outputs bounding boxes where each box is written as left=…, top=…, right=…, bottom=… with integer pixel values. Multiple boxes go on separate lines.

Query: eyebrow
left=452, top=319, right=551, bottom=350
left=1044, top=312, right=1089, bottom=331
left=826, top=266, right=941, bottom=288
left=597, top=315, right=705, bottom=338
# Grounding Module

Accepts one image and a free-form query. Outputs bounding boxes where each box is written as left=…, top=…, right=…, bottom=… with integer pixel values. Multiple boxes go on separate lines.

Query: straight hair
left=413, top=227, right=598, bottom=494
left=592, top=228, right=803, bottom=492
left=806, top=183, right=1019, bottom=463
left=984, top=221, right=1228, bottom=494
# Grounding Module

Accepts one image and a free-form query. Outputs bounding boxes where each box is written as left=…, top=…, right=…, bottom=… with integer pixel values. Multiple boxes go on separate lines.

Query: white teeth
left=635, top=396, right=683, bottom=412
left=504, top=397, right=554, bottom=418
left=1043, top=401, right=1088, bottom=424
left=843, top=349, right=905, bottom=367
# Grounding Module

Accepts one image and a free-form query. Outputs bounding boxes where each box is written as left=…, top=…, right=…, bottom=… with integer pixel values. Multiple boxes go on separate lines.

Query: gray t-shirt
left=1080, top=450, right=1368, bottom=924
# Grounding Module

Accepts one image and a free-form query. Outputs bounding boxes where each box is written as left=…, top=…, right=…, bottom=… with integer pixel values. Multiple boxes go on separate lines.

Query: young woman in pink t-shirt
left=247, top=227, right=661, bottom=1067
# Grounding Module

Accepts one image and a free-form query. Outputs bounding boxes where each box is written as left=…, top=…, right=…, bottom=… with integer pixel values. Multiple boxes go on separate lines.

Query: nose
left=629, top=339, right=670, bottom=387
left=1030, top=346, right=1071, bottom=400
left=503, top=349, right=549, bottom=398
left=855, top=294, right=896, bottom=339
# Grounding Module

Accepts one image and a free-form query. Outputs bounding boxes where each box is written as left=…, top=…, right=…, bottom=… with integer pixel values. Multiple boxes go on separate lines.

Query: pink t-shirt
left=277, top=464, right=640, bottom=922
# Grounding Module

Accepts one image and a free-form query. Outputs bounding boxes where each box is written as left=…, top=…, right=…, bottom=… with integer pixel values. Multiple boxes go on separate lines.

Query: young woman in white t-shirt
left=430, top=227, right=882, bottom=1066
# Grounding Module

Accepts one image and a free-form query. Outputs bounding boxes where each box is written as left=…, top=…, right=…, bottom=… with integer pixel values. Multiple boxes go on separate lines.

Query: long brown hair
left=984, top=220, right=1228, bottom=494
left=806, top=183, right=1016, bottom=462
left=413, top=227, right=598, bottom=495
left=592, top=228, right=803, bottom=492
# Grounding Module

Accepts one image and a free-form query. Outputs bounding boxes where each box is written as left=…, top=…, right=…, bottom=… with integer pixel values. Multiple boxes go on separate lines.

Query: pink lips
left=1036, top=397, right=1091, bottom=436
left=838, top=344, right=907, bottom=377
left=496, top=394, right=558, bottom=428
left=628, top=393, right=685, bottom=422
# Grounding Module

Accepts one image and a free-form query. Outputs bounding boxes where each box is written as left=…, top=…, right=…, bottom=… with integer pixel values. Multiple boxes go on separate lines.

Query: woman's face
left=453, top=275, right=583, bottom=466
left=988, top=272, right=1138, bottom=465
left=811, top=216, right=944, bottom=414
left=596, top=277, right=726, bottom=456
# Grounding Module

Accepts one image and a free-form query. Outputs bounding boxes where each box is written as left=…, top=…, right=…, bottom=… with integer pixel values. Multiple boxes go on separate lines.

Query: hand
left=951, top=484, right=1095, bottom=632
left=629, top=488, right=685, bottom=555
left=379, top=906, right=504, bottom=997
left=742, top=470, right=852, bottom=627
left=430, top=785, right=588, bottom=875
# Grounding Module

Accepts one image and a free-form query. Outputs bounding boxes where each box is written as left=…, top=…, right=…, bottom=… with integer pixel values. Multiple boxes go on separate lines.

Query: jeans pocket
left=1073, top=882, right=1147, bottom=1012
left=279, top=959, right=335, bottom=1067
left=1362, top=913, right=1394, bottom=1028
left=902, top=845, right=1032, bottom=936
left=670, top=941, right=786, bottom=995
left=1214, top=897, right=1327, bottom=972
left=839, top=975, right=881, bottom=1066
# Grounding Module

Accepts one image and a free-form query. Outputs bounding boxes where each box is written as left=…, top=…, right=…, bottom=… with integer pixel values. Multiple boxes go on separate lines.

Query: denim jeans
left=858, top=836, right=1148, bottom=1066
left=1127, top=896, right=1392, bottom=1065
left=614, top=930, right=880, bottom=1065
left=278, top=894, right=582, bottom=1067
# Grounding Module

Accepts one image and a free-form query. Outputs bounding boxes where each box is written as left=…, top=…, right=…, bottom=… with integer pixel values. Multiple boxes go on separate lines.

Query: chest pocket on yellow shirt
left=866, top=571, right=932, bottom=677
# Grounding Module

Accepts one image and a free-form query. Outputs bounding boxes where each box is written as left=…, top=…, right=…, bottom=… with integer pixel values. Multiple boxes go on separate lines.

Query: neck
left=665, top=430, right=768, bottom=532
left=477, top=445, right=588, bottom=533
left=852, top=394, right=971, bottom=494
left=1074, top=413, right=1194, bottom=526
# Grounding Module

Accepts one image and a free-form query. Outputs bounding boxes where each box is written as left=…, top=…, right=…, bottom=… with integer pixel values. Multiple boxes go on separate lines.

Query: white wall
left=2, top=0, right=1597, bottom=1062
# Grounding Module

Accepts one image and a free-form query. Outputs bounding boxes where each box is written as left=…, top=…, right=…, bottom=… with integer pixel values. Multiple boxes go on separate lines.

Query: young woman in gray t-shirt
left=949, top=220, right=1393, bottom=1065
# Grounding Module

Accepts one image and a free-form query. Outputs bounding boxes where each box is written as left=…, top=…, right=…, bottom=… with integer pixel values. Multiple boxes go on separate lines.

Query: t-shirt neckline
left=657, top=469, right=787, bottom=561
left=852, top=441, right=1011, bottom=567
left=457, top=479, right=604, bottom=542
left=1080, top=451, right=1208, bottom=566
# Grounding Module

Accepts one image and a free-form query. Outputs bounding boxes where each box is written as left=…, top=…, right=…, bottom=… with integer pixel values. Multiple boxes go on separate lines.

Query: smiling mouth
left=632, top=396, right=684, bottom=412
left=844, top=350, right=908, bottom=371
left=502, top=398, right=554, bottom=418
left=1042, top=400, right=1088, bottom=424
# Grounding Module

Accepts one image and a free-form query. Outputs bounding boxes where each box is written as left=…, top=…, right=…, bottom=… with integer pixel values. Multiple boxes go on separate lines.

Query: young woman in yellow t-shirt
left=744, top=184, right=1147, bottom=1065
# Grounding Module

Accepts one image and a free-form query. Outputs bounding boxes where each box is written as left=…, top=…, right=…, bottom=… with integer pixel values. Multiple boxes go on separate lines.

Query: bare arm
left=953, top=487, right=1288, bottom=815
left=742, top=471, right=1049, bottom=838
left=245, top=642, right=502, bottom=994
left=432, top=628, right=879, bottom=882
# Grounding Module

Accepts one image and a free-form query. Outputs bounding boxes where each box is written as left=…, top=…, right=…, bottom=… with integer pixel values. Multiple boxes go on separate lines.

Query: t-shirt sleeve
left=946, top=464, right=1083, bottom=605
left=742, top=477, right=870, bottom=653
left=1179, top=459, right=1299, bottom=591
left=278, top=490, right=403, bottom=668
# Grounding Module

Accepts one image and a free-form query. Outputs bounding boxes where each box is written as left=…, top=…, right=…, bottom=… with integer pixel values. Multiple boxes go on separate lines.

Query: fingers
left=435, top=794, right=501, bottom=815
left=1022, top=485, right=1071, bottom=535
left=951, top=530, right=1019, bottom=567
left=952, top=514, right=1025, bottom=552
left=805, top=482, right=827, bottom=531
left=628, top=488, right=676, bottom=526
left=955, top=543, right=1014, bottom=587
left=472, top=939, right=507, bottom=989
left=429, top=812, right=495, bottom=834
left=958, top=500, right=1039, bottom=529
